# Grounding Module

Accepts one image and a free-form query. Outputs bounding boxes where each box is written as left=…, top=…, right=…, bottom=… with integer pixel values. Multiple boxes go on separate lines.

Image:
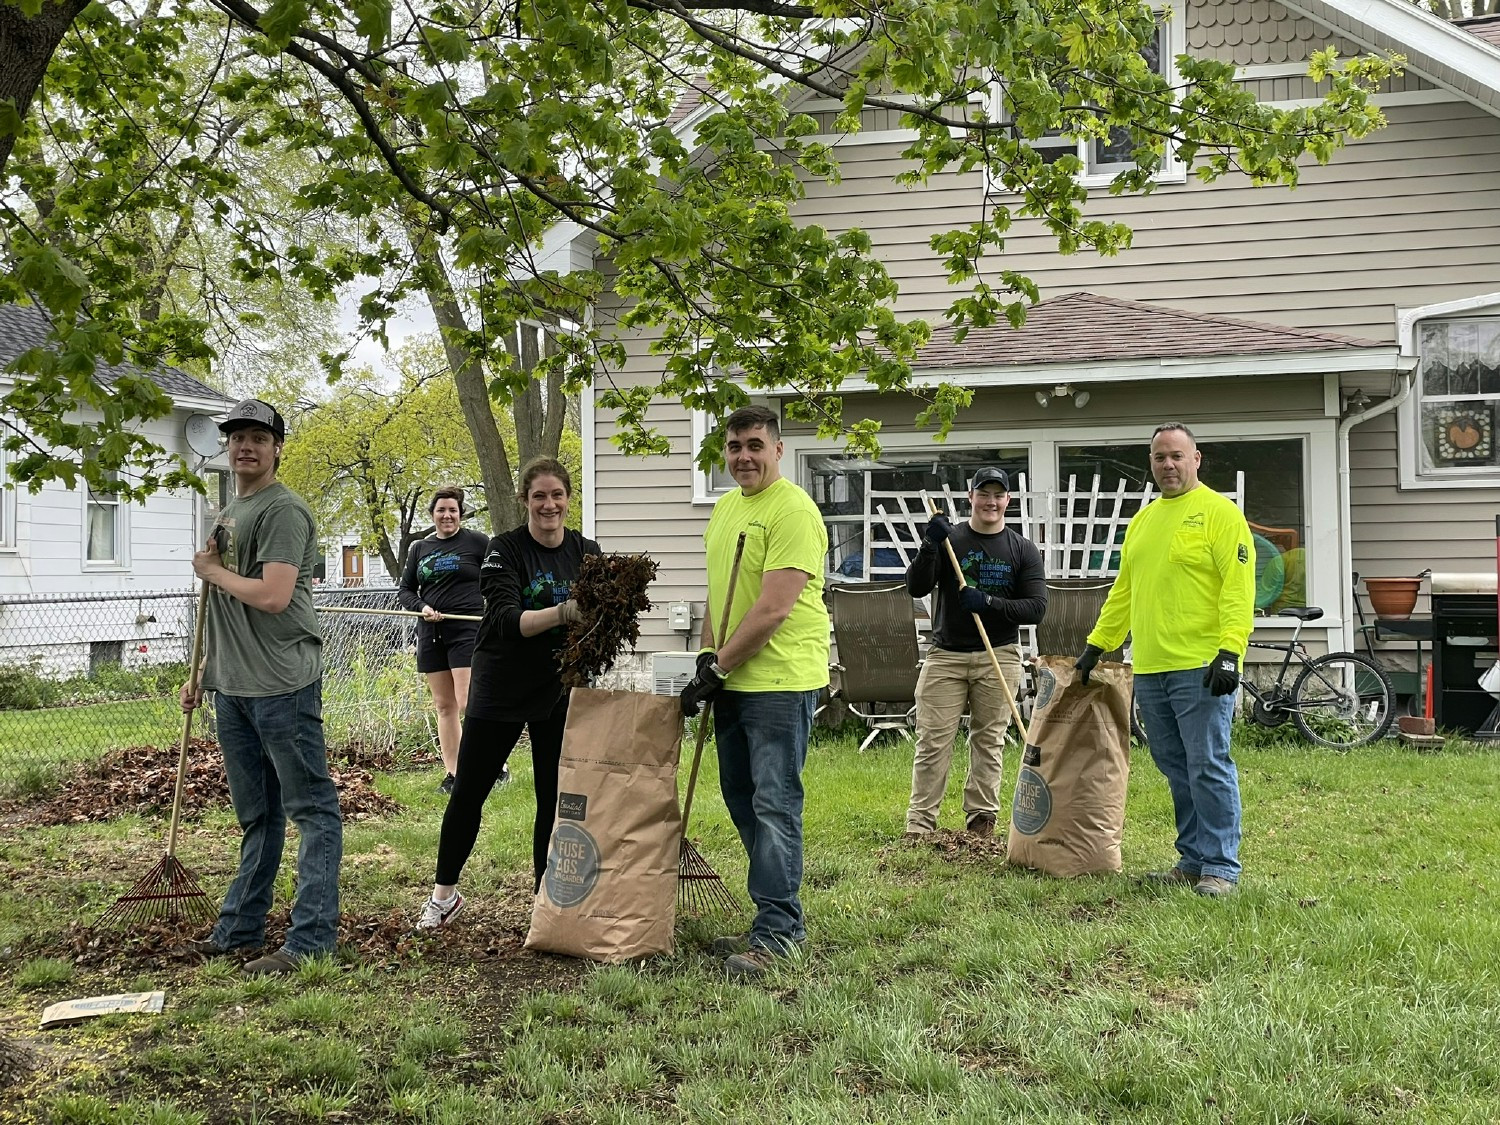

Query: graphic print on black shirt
left=397, top=528, right=488, bottom=615
left=467, top=524, right=601, bottom=722
left=905, top=523, right=1047, bottom=652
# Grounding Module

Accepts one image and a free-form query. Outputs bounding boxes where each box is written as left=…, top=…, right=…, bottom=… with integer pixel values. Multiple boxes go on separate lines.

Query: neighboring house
left=319, top=533, right=396, bottom=588
left=560, top=0, right=1500, bottom=686
left=0, top=303, right=233, bottom=671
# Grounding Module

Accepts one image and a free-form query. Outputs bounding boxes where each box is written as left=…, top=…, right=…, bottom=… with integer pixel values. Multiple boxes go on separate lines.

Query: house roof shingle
left=1457, top=13, right=1500, bottom=49
left=0, top=304, right=227, bottom=403
left=912, top=291, right=1387, bottom=371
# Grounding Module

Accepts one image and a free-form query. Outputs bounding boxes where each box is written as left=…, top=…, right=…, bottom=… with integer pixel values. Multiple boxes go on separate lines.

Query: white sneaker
left=416, top=891, right=464, bottom=931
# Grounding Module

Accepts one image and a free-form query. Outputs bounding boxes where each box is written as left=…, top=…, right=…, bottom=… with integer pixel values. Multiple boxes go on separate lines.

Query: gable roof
left=0, top=304, right=228, bottom=405
left=1279, top=0, right=1500, bottom=115
left=912, top=291, right=1385, bottom=371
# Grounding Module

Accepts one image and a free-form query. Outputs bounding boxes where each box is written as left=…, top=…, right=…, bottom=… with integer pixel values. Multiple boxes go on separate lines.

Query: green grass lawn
left=2, top=726, right=1499, bottom=1124
left=0, top=699, right=182, bottom=787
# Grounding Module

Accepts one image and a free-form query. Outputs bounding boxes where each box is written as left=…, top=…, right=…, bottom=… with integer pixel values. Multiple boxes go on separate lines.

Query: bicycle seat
left=1277, top=606, right=1323, bottom=621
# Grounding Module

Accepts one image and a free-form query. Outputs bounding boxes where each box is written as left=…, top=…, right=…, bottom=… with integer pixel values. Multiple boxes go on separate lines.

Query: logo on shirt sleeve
left=1237, top=544, right=1249, bottom=565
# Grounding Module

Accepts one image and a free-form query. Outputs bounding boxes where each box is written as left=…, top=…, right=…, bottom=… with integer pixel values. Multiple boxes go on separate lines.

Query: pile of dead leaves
left=559, top=552, right=659, bottom=686
left=26, top=739, right=401, bottom=827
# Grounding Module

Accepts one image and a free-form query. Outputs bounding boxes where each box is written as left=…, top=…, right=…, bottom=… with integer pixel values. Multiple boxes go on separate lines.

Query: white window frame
left=784, top=416, right=1338, bottom=631
left=985, top=0, right=1187, bottom=194
left=196, top=467, right=230, bottom=548
left=1396, top=292, right=1500, bottom=491
left=83, top=477, right=130, bottom=570
left=689, top=401, right=776, bottom=505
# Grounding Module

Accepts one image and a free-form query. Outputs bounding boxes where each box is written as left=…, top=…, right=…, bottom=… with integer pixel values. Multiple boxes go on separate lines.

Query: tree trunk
left=406, top=222, right=521, bottom=532
left=0, top=0, right=90, bottom=178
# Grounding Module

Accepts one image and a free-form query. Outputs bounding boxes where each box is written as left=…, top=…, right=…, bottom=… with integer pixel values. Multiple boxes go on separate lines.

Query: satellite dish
left=184, top=414, right=223, bottom=459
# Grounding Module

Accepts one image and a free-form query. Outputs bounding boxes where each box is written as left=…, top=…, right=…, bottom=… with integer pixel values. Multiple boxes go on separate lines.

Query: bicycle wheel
left=1290, top=652, right=1395, bottom=749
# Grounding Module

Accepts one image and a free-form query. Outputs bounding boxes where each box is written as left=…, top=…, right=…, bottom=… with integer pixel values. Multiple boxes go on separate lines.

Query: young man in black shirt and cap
left=903, top=468, right=1046, bottom=838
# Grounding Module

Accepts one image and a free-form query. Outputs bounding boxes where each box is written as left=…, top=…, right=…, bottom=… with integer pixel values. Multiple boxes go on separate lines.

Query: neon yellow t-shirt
left=704, top=477, right=830, bottom=692
left=1087, top=485, right=1256, bottom=674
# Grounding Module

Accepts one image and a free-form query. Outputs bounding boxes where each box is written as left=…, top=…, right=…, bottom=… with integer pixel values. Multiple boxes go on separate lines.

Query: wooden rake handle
left=314, top=605, right=484, bottom=622
left=168, top=579, right=212, bottom=858
left=681, top=531, right=747, bottom=835
left=926, top=504, right=1031, bottom=746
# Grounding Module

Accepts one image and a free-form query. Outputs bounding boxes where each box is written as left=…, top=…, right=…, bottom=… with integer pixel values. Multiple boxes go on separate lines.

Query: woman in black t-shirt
left=415, top=458, right=601, bottom=931
left=398, top=486, right=490, bottom=793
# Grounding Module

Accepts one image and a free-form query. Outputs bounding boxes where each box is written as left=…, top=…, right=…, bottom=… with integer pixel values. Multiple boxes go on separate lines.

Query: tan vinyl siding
left=779, top=99, right=1500, bottom=341
left=1349, top=412, right=1500, bottom=579
left=1238, top=71, right=1435, bottom=102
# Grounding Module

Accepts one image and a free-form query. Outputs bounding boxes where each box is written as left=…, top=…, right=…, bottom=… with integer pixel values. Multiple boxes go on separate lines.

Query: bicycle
left=1242, top=606, right=1395, bottom=749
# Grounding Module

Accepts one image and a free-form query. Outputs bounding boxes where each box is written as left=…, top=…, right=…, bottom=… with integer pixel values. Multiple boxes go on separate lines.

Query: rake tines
left=96, top=579, right=217, bottom=932
left=678, top=837, right=739, bottom=916
left=676, top=532, right=745, bottom=920
left=95, top=854, right=217, bottom=929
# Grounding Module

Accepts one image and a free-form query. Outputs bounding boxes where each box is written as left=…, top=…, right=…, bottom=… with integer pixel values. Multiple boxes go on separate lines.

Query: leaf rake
left=677, top=531, right=746, bottom=917
left=95, top=580, right=216, bottom=930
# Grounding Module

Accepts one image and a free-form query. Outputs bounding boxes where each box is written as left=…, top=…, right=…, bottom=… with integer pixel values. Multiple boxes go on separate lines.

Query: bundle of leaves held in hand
left=558, top=553, right=659, bottom=686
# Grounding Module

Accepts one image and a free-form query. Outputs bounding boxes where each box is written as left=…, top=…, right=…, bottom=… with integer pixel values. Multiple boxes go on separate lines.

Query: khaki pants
left=905, top=645, right=1023, bottom=833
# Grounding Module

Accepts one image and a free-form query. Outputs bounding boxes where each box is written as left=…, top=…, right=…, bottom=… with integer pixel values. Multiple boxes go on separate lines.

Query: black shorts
left=416, top=619, right=480, bottom=674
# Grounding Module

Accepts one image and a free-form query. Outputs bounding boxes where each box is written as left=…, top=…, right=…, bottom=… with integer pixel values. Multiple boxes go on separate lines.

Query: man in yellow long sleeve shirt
left=1075, top=424, right=1255, bottom=897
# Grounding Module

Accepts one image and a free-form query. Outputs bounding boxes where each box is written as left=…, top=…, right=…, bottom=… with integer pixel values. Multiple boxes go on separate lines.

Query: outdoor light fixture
left=1035, top=383, right=1090, bottom=409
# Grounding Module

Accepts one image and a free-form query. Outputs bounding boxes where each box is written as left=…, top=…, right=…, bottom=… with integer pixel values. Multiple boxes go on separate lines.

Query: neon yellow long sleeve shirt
left=1086, top=485, right=1256, bottom=673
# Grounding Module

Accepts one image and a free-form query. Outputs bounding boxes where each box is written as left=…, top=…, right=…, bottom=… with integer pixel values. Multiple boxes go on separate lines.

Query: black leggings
left=433, top=707, right=568, bottom=891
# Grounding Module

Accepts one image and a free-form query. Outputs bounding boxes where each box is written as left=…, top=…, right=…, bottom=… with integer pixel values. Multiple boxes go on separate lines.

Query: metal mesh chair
left=828, top=582, right=923, bottom=752
left=1033, top=578, right=1124, bottom=661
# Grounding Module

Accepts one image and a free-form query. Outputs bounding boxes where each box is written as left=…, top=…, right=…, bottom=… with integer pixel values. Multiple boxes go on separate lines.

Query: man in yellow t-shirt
left=1076, top=424, right=1255, bottom=897
left=678, top=405, right=829, bottom=980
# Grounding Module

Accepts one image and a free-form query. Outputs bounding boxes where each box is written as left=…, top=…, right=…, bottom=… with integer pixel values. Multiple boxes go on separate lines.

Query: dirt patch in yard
left=1, top=738, right=400, bottom=828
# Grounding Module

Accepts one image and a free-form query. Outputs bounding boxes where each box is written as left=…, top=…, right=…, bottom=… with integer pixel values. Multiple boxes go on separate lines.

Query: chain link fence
left=0, top=585, right=441, bottom=796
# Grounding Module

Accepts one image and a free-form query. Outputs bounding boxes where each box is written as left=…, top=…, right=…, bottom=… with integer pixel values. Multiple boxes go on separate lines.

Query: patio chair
left=828, top=582, right=923, bottom=752
left=1033, top=578, right=1123, bottom=662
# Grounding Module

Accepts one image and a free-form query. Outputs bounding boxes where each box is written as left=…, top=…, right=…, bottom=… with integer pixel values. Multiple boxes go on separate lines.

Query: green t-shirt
left=705, top=476, right=830, bottom=692
left=1087, top=485, right=1256, bottom=674
left=202, top=482, right=323, bottom=697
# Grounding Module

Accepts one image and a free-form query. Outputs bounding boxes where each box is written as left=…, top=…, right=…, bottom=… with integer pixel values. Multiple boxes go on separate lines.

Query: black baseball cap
left=970, top=467, right=1010, bottom=491
left=220, top=399, right=286, bottom=440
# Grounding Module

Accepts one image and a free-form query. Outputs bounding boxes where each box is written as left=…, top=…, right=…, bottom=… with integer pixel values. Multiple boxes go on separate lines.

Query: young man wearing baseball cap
left=180, top=399, right=344, bottom=974
left=903, top=467, right=1046, bottom=838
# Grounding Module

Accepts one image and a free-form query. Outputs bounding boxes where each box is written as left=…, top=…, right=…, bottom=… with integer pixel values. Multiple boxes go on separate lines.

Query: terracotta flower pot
left=1364, top=576, right=1423, bottom=620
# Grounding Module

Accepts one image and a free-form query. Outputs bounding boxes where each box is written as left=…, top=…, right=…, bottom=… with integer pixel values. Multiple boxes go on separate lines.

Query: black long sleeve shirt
left=397, top=529, right=489, bottom=615
left=905, top=522, right=1047, bottom=652
left=467, top=524, right=601, bottom=722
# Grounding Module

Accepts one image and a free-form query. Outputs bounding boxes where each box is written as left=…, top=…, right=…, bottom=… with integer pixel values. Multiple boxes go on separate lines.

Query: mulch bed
left=16, top=739, right=401, bottom=827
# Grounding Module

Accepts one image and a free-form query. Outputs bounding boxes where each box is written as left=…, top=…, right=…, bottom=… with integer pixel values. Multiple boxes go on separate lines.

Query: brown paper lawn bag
left=1008, top=655, right=1133, bottom=877
left=525, top=687, right=683, bottom=962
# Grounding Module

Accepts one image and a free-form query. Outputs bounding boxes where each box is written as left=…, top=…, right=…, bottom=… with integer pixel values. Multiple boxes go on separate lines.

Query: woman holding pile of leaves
left=416, top=457, right=601, bottom=931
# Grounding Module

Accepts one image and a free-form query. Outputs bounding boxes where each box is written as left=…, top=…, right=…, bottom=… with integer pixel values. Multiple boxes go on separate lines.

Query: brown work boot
left=966, top=812, right=997, bottom=838
left=1193, top=875, right=1238, bottom=898
left=710, top=933, right=751, bottom=956
left=724, top=947, right=777, bottom=981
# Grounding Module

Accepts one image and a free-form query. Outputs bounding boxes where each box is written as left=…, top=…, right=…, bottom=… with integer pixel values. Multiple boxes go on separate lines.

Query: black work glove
left=958, top=586, right=989, bottom=614
left=695, top=649, right=717, bottom=674
left=679, top=660, right=726, bottom=717
left=1074, top=644, right=1104, bottom=685
left=922, top=513, right=951, bottom=547
left=1203, top=649, right=1241, bottom=697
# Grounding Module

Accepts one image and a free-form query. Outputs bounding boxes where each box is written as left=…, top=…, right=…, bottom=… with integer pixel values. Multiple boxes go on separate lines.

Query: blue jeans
left=213, top=682, right=344, bottom=955
left=1135, top=670, right=1241, bottom=882
left=714, top=689, right=818, bottom=952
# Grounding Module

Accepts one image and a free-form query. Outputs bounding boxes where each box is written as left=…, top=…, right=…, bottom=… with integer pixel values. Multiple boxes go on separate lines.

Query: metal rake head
left=95, top=854, right=216, bottom=930
left=677, top=838, right=740, bottom=917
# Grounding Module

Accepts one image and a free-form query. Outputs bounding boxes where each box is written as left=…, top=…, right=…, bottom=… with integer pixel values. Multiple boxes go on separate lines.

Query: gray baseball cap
left=220, top=399, right=286, bottom=440
left=970, top=467, right=1010, bottom=491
